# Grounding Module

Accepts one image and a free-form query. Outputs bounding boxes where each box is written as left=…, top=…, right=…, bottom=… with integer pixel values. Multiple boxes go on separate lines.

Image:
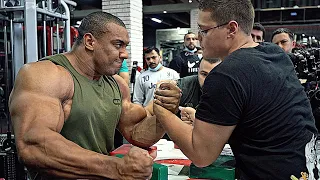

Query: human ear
left=83, top=33, right=95, bottom=51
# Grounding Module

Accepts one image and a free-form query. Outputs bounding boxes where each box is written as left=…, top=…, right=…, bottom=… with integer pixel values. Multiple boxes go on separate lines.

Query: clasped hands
left=153, top=80, right=181, bottom=118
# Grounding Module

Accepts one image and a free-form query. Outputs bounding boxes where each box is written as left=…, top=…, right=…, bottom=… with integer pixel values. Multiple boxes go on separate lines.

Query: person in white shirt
left=133, top=47, right=180, bottom=106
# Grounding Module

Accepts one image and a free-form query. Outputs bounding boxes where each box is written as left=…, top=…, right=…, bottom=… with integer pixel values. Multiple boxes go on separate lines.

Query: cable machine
left=0, top=0, right=76, bottom=179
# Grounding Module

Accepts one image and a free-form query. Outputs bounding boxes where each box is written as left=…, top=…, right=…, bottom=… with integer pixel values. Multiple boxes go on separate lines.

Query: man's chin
left=187, top=46, right=195, bottom=50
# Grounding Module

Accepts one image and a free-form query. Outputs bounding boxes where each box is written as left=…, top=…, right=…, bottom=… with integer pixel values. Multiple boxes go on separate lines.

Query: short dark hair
left=203, top=58, right=221, bottom=64
left=253, top=22, right=265, bottom=40
left=144, top=47, right=160, bottom=56
left=271, top=28, right=294, bottom=41
left=184, top=32, right=196, bottom=41
left=199, top=0, right=255, bottom=35
left=75, top=12, right=126, bottom=45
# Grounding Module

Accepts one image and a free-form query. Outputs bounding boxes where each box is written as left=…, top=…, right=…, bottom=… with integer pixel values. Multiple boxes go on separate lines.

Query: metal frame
left=0, top=0, right=77, bottom=77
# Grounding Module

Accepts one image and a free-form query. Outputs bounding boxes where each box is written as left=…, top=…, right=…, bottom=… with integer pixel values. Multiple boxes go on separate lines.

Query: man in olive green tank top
left=9, top=12, right=181, bottom=180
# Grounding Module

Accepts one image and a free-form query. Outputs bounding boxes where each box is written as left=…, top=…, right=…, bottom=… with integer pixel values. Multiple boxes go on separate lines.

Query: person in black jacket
left=178, top=58, right=221, bottom=125
left=169, top=32, right=201, bottom=78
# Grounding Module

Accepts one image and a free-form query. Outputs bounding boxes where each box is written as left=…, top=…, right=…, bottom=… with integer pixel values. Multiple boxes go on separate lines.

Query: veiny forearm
left=17, top=128, right=120, bottom=179
left=130, top=115, right=165, bottom=148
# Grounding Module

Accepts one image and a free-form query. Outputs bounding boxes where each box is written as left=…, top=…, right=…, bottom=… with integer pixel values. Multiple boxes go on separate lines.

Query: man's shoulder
left=162, top=67, right=179, bottom=75
left=139, top=70, right=152, bottom=76
left=177, top=75, right=198, bottom=88
left=16, top=61, right=74, bottom=99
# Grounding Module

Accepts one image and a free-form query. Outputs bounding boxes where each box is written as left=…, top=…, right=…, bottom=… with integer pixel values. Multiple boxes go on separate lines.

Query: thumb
left=178, top=106, right=184, bottom=111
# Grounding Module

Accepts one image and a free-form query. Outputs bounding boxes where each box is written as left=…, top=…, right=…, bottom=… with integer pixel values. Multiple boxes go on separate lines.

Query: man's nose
left=120, top=50, right=129, bottom=59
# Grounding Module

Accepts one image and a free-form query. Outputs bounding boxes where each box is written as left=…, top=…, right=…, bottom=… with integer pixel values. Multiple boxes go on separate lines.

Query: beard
left=186, top=44, right=196, bottom=51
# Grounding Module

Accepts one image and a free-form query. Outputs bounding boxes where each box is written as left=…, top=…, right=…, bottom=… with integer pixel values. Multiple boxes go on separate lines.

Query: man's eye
left=115, top=44, right=121, bottom=48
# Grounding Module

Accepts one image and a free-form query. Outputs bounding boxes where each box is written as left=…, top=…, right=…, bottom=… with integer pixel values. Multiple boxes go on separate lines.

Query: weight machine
left=0, top=0, right=77, bottom=179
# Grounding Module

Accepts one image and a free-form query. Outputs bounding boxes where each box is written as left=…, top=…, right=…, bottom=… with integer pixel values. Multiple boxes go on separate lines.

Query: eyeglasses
left=198, top=22, right=228, bottom=37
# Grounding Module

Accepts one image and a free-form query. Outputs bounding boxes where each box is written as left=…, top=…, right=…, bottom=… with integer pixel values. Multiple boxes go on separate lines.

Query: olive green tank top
left=45, top=54, right=122, bottom=155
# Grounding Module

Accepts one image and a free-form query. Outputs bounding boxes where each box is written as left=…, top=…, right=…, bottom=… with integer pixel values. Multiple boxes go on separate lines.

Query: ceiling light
left=189, top=0, right=192, bottom=3
left=163, top=10, right=167, bottom=13
left=151, top=18, right=162, bottom=23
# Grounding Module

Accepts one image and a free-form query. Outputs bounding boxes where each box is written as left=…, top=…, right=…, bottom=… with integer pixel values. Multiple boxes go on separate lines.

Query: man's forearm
left=18, top=131, right=121, bottom=179
left=158, top=112, right=223, bottom=167
left=131, top=115, right=165, bottom=148
left=157, top=113, right=196, bottom=156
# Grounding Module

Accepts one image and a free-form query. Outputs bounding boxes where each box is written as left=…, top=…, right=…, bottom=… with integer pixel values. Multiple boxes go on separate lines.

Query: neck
left=149, top=63, right=163, bottom=72
left=221, top=34, right=257, bottom=60
left=65, top=47, right=100, bottom=80
left=184, top=47, right=197, bottom=53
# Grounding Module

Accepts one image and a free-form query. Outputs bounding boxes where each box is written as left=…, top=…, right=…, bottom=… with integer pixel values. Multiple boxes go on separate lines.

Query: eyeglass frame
left=198, top=22, right=229, bottom=37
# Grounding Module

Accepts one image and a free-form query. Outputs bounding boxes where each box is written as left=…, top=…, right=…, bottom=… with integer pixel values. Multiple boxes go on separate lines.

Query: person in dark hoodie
left=169, top=32, right=201, bottom=78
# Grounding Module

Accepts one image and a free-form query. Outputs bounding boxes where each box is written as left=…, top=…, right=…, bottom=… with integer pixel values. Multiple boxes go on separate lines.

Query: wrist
left=101, top=155, right=123, bottom=180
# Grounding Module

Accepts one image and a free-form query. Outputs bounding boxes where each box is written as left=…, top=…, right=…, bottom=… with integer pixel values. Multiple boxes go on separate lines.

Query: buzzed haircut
left=253, top=22, right=266, bottom=40
left=198, top=0, right=255, bottom=35
left=184, top=32, right=196, bottom=40
left=144, top=46, right=160, bottom=56
left=271, top=28, right=294, bottom=41
left=75, top=12, right=126, bottom=45
left=203, top=58, right=221, bottom=64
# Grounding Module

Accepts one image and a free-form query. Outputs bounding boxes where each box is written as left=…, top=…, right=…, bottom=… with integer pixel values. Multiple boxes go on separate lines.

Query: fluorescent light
left=290, top=12, right=297, bottom=16
left=163, top=10, right=167, bottom=13
left=151, top=18, right=162, bottom=23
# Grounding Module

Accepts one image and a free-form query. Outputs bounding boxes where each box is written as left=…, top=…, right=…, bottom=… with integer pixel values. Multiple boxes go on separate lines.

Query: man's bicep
left=117, top=102, right=147, bottom=140
left=9, top=63, right=70, bottom=143
left=10, top=90, right=65, bottom=136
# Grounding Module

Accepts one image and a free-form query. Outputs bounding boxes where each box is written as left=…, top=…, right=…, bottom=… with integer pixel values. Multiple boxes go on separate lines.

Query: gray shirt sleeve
left=132, top=74, right=145, bottom=105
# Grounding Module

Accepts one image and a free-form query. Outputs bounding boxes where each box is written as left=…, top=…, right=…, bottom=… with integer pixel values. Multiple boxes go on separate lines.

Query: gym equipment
left=0, top=1, right=77, bottom=179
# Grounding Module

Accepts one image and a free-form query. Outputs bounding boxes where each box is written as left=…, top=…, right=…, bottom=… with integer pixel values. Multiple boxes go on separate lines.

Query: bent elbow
left=15, top=140, right=37, bottom=168
left=192, top=159, right=212, bottom=168
left=17, top=147, right=32, bottom=167
left=191, top=154, right=219, bottom=168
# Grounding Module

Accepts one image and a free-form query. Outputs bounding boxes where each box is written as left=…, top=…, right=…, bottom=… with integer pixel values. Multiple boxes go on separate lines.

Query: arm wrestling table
left=110, top=139, right=235, bottom=180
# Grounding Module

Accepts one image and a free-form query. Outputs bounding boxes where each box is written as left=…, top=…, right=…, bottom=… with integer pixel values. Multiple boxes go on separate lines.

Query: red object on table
left=155, top=159, right=192, bottom=166
left=110, top=144, right=157, bottom=157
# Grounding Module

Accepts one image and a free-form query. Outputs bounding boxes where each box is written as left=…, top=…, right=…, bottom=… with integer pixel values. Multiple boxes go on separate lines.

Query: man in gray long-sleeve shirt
left=133, top=47, right=179, bottom=106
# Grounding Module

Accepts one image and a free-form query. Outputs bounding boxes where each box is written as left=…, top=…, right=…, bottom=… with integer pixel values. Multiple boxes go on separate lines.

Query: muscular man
left=9, top=12, right=180, bottom=179
left=169, top=32, right=201, bottom=78
left=133, top=47, right=179, bottom=107
left=154, top=0, right=318, bottom=179
left=251, top=22, right=265, bottom=43
left=271, top=28, right=296, bottom=53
